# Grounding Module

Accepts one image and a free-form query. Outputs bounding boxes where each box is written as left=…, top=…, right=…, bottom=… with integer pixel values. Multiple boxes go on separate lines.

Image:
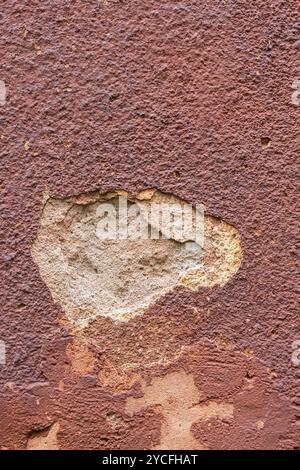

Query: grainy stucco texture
left=0, top=0, right=299, bottom=450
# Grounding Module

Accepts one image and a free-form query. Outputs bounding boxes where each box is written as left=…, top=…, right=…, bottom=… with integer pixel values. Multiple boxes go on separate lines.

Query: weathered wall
left=0, top=0, right=299, bottom=450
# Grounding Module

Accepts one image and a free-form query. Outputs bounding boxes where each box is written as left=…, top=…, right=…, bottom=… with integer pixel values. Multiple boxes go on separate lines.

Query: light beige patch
left=32, top=189, right=242, bottom=325
left=58, top=380, right=65, bottom=392
left=181, top=216, right=242, bottom=289
left=125, top=371, right=233, bottom=450
left=27, top=423, right=60, bottom=450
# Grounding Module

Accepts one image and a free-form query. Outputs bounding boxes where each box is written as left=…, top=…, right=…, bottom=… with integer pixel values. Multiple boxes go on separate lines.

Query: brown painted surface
left=0, top=0, right=299, bottom=450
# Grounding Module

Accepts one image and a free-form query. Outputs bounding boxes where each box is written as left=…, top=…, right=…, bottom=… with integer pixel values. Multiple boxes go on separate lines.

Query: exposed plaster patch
left=32, top=189, right=242, bottom=326
left=125, top=371, right=233, bottom=450
left=98, top=358, right=141, bottom=392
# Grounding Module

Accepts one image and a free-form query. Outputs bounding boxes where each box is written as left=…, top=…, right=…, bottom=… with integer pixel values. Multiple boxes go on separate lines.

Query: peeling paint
left=31, top=189, right=242, bottom=325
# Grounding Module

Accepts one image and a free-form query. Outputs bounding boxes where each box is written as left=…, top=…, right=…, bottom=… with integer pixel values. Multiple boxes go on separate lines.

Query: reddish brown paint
left=0, top=0, right=299, bottom=450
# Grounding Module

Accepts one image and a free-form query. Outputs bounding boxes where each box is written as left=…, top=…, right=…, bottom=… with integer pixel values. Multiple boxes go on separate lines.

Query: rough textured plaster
left=126, top=371, right=234, bottom=450
left=0, top=0, right=299, bottom=450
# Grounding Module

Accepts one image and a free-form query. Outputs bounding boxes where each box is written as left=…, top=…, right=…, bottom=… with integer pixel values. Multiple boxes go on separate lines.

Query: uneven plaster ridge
left=31, top=189, right=242, bottom=326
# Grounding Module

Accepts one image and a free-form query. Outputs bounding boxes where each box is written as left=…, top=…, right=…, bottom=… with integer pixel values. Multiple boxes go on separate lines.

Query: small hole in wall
left=109, top=93, right=119, bottom=102
left=261, top=137, right=271, bottom=149
left=16, top=303, right=26, bottom=311
left=246, top=370, right=254, bottom=379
